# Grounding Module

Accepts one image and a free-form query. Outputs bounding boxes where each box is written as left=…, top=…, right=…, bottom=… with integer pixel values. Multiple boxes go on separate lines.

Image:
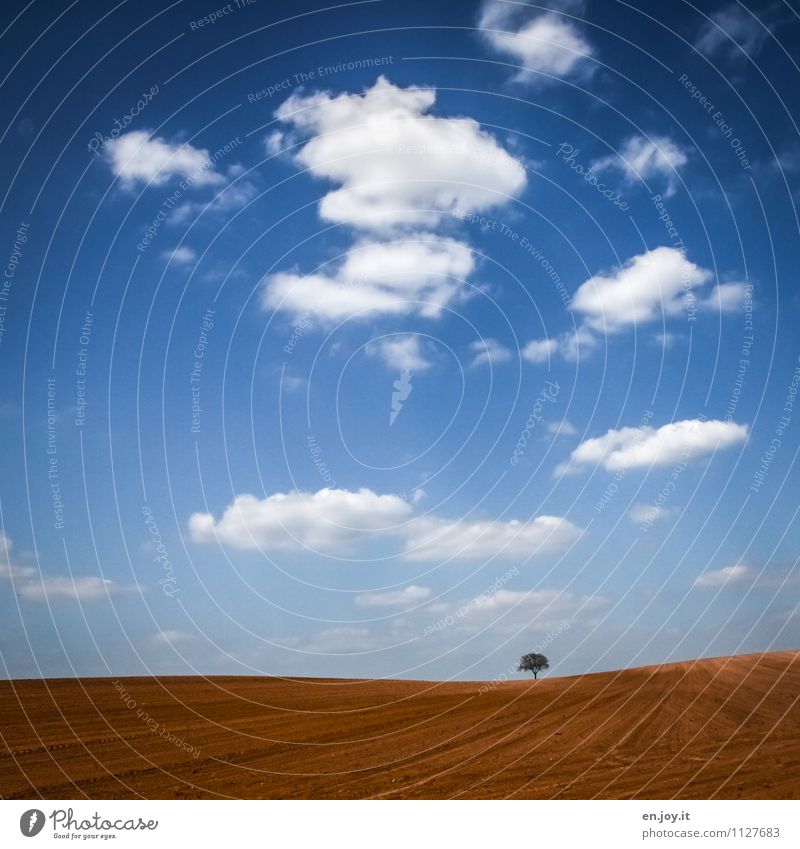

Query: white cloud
left=163, top=246, right=196, bottom=265
left=698, top=282, right=750, bottom=312
left=189, top=489, right=581, bottom=562
left=262, top=234, right=475, bottom=322
left=694, top=564, right=756, bottom=588
left=151, top=629, right=194, bottom=644
left=170, top=178, right=258, bottom=224
left=403, top=515, right=582, bottom=561
left=572, top=247, right=719, bottom=332
left=355, top=585, right=431, bottom=607
left=560, top=418, right=748, bottom=474
left=280, top=372, right=308, bottom=392
left=436, top=586, right=604, bottom=634
left=18, top=576, right=135, bottom=602
left=104, top=130, right=223, bottom=188
left=283, top=584, right=603, bottom=651
left=522, top=326, right=599, bottom=363
left=774, top=150, right=800, bottom=173
left=367, top=335, right=433, bottom=371
left=696, top=4, right=770, bottom=59
left=593, top=135, right=689, bottom=196
left=1, top=534, right=136, bottom=602
left=524, top=250, right=747, bottom=360
left=521, top=337, right=558, bottom=364
left=468, top=587, right=603, bottom=619
left=0, top=533, right=33, bottom=581
left=546, top=419, right=577, bottom=437
left=273, top=76, right=526, bottom=230
left=469, top=338, right=512, bottom=367
left=628, top=503, right=671, bottom=524
left=265, top=130, right=285, bottom=156
left=343, top=235, right=474, bottom=286
left=188, top=488, right=413, bottom=554
left=479, top=1, right=593, bottom=81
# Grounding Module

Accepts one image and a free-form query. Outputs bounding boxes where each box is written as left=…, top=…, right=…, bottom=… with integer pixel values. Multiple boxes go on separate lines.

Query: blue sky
left=1, top=0, right=799, bottom=681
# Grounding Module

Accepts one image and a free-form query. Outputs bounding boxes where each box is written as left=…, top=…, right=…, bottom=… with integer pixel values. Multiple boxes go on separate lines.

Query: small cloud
left=263, top=235, right=476, bottom=324
left=265, top=130, right=285, bottom=156
left=694, top=563, right=756, bottom=588
left=151, top=629, right=194, bottom=645
left=162, top=246, right=196, bottom=266
left=280, top=373, right=308, bottom=392
left=0, top=533, right=34, bottom=582
left=522, top=337, right=558, bottom=364
left=18, top=576, right=137, bottom=602
left=354, top=585, right=431, bottom=608
left=522, top=326, right=598, bottom=363
left=546, top=419, right=577, bottom=437
left=697, top=282, right=750, bottom=312
left=103, top=130, right=223, bottom=189
left=478, top=1, right=594, bottom=83
left=593, top=135, right=688, bottom=197
left=1, top=534, right=137, bottom=602
left=524, top=249, right=746, bottom=366
left=403, top=515, right=582, bottom=561
left=696, top=4, right=772, bottom=60
left=469, top=338, right=512, bottom=367
left=571, top=247, right=735, bottom=333
left=559, top=418, right=748, bottom=475
left=171, top=179, right=258, bottom=225
left=188, top=488, right=413, bottom=555
left=367, top=335, right=433, bottom=371
left=628, top=503, right=671, bottom=524
left=774, top=150, right=800, bottom=173
left=433, top=586, right=604, bottom=634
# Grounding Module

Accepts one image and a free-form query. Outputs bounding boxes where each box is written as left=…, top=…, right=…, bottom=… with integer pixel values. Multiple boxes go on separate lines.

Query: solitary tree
left=518, top=653, right=549, bottom=679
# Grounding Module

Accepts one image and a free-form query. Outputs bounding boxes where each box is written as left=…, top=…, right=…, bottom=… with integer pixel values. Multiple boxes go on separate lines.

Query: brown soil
left=1, top=651, right=798, bottom=799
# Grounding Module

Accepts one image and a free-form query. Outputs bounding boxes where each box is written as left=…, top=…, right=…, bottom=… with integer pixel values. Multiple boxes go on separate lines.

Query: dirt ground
left=1, top=651, right=798, bottom=799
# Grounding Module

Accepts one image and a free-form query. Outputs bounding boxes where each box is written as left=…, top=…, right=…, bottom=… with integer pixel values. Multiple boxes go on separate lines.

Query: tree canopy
left=518, top=653, right=549, bottom=679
